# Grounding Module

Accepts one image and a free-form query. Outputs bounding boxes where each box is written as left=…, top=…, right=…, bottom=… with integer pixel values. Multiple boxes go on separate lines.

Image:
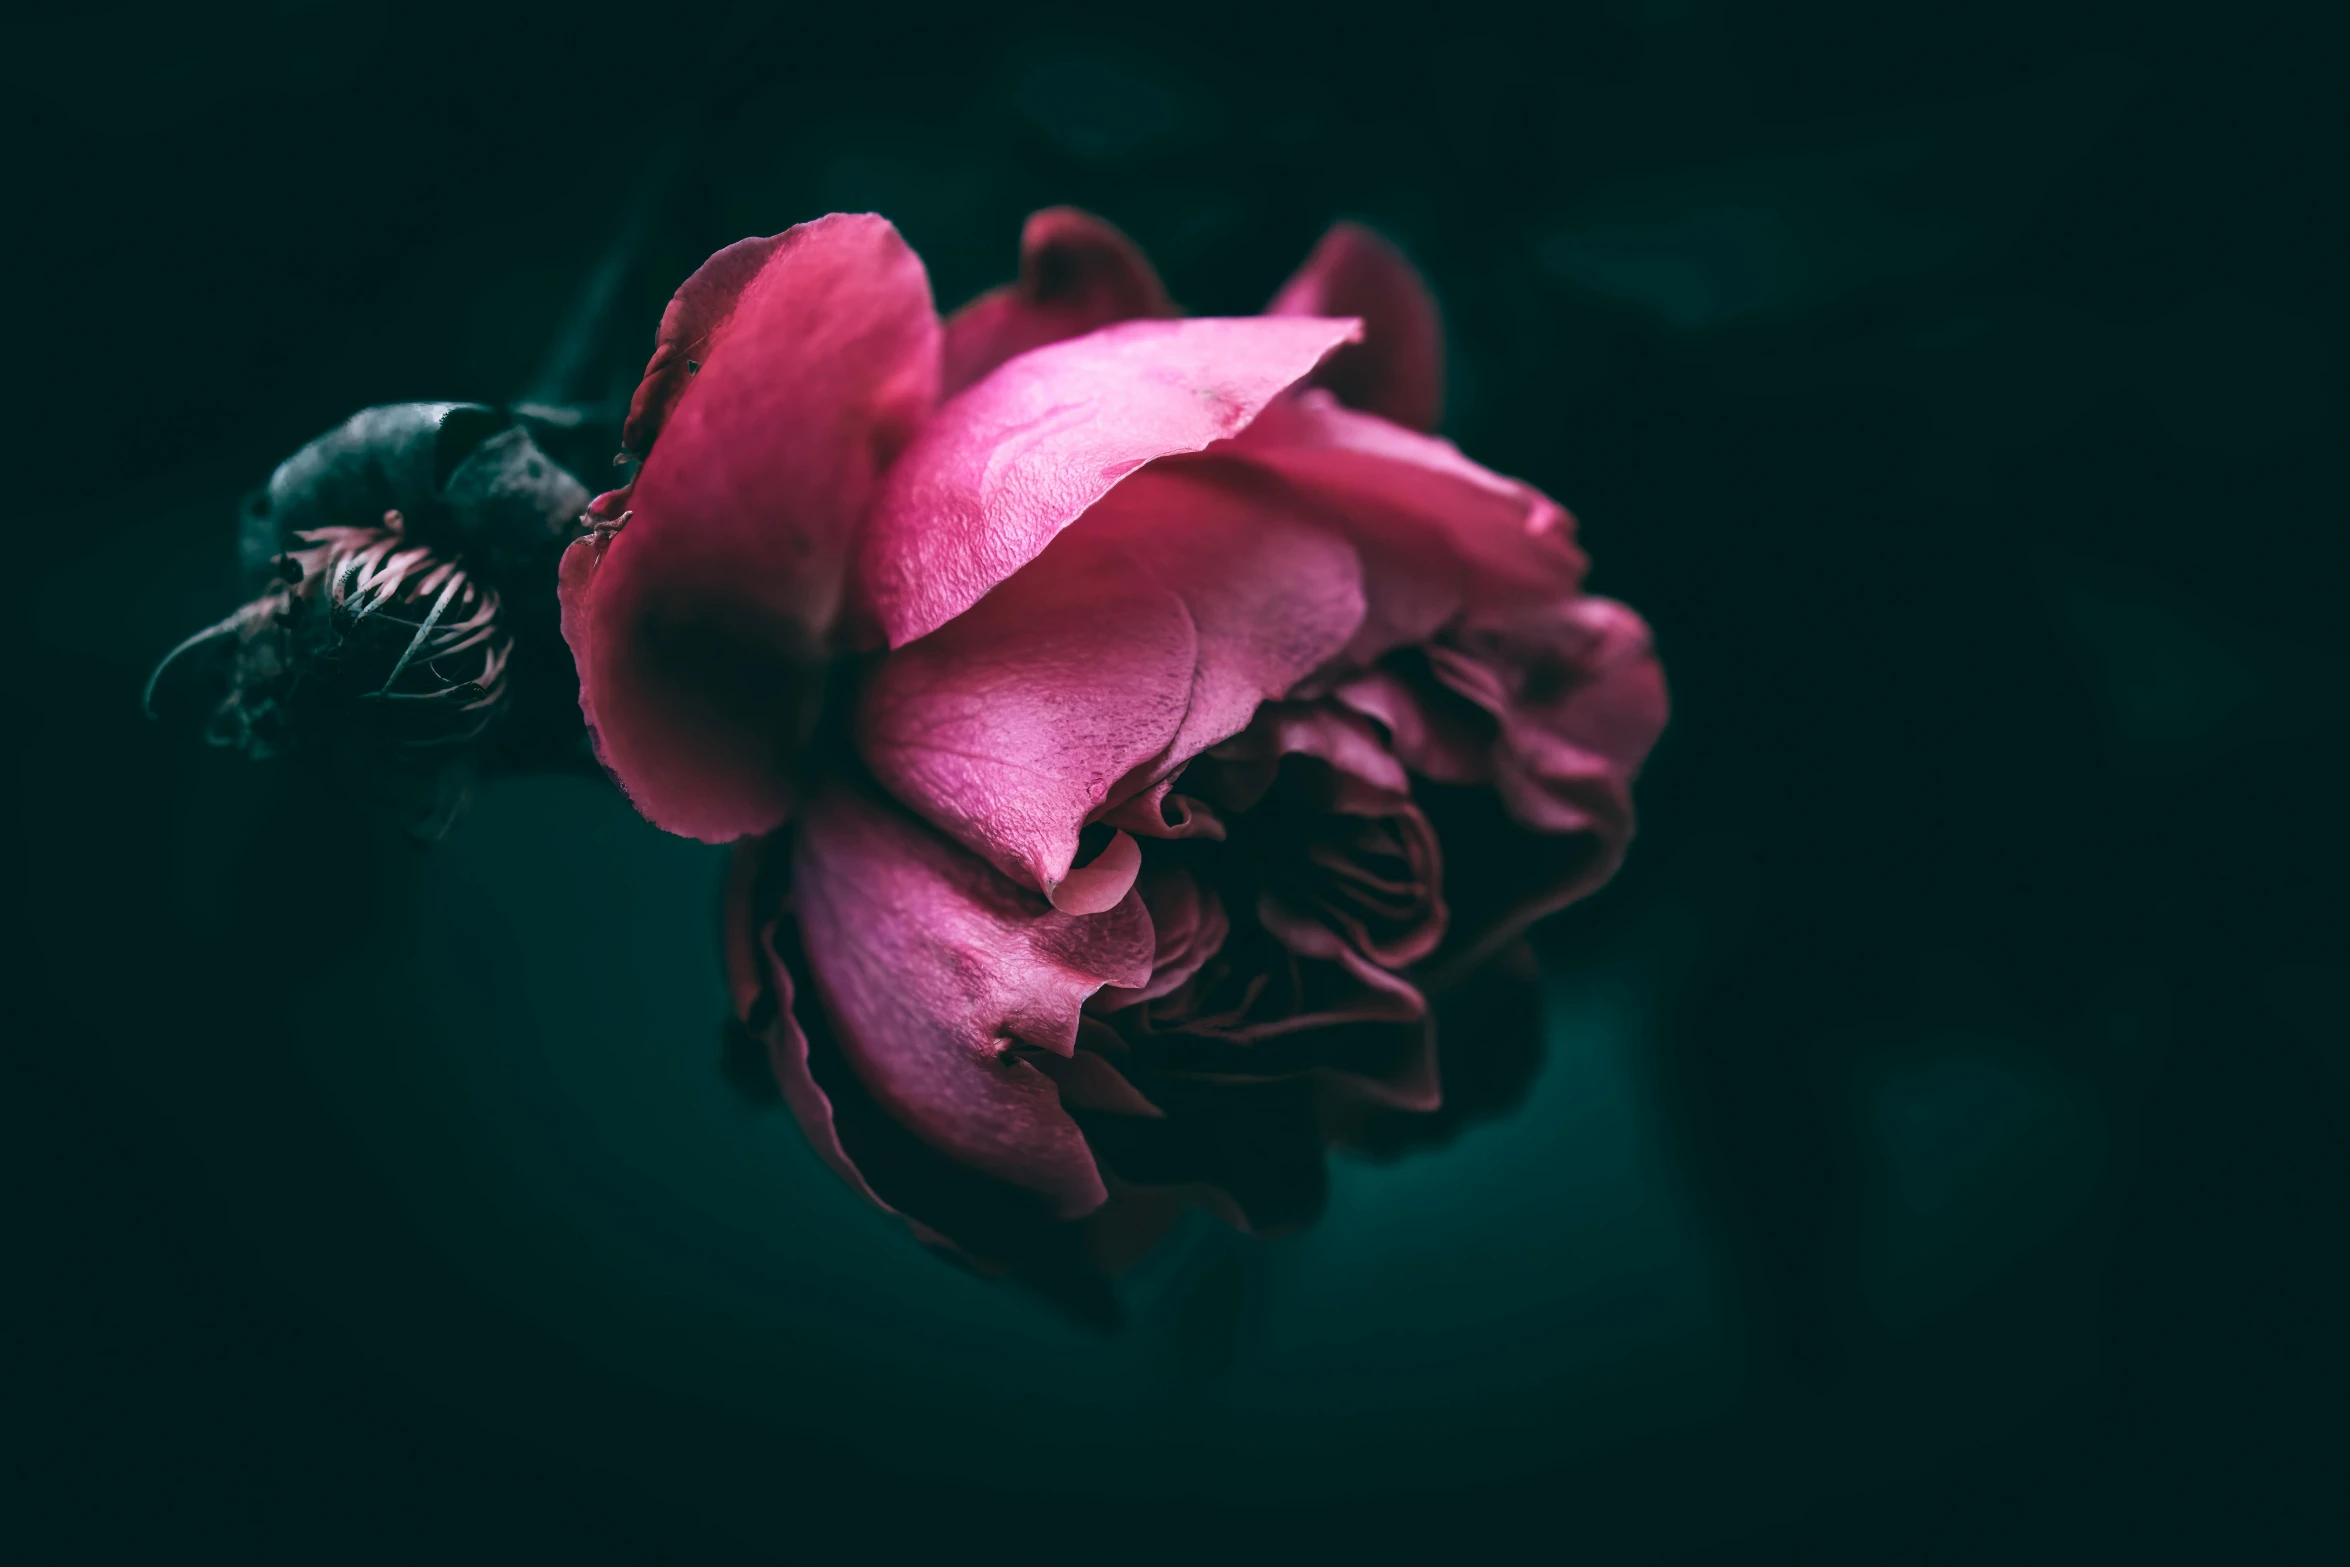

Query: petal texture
left=1268, top=222, right=1446, bottom=433
left=1236, top=390, right=1586, bottom=661
left=860, top=315, right=1362, bottom=647
left=941, top=207, right=1177, bottom=397
left=857, top=464, right=1365, bottom=906
left=560, top=215, right=940, bottom=841
left=789, top=782, right=1153, bottom=1219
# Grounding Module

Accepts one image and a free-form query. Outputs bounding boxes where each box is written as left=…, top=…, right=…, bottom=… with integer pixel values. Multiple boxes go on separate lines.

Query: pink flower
left=560, top=209, right=1666, bottom=1305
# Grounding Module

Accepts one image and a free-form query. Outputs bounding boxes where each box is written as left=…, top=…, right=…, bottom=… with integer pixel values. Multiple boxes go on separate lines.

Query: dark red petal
left=1326, top=941, right=1546, bottom=1160
left=941, top=207, right=1178, bottom=397
left=1267, top=222, right=1445, bottom=433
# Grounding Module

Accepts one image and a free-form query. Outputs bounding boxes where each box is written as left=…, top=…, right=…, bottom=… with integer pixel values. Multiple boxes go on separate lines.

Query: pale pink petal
left=860, top=315, right=1363, bottom=648
left=941, top=208, right=1177, bottom=397
left=1268, top=222, right=1445, bottom=433
left=560, top=215, right=941, bottom=841
left=789, top=782, right=1154, bottom=1219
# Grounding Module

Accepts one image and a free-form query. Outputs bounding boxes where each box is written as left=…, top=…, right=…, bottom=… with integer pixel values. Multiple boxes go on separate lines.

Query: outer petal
left=560, top=215, right=941, bottom=842
left=720, top=835, right=940, bottom=1239
left=790, top=782, right=1154, bottom=1219
left=858, top=463, right=1365, bottom=909
left=1235, top=390, right=1587, bottom=660
left=860, top=315, right=1363, bottom=647
left=726, top=830, right=1146, bottom=1318
left=1347, top=598, right=1668, bottom=980
left=1439, top=596, right=1668, bottom=841
left=941, top=208, right=1177, bottom=397
left=1268, top=222, right=1445, bottom=433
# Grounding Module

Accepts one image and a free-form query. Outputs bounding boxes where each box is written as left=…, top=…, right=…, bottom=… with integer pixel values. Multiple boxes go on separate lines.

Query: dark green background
left=19, top=2, right=2344, bottom=1559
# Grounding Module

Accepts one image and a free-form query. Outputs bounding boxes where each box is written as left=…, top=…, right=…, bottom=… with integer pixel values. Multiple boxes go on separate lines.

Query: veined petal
left=857, top=464, right=1365, bottom=907
left=860, top=315, right=1362, bottom=648
left=857, top=522, right=1196, bottom=910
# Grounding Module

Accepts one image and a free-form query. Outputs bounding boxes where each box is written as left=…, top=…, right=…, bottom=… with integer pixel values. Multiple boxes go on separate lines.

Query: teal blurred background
left=18, top=2, right=2344, bottom=1559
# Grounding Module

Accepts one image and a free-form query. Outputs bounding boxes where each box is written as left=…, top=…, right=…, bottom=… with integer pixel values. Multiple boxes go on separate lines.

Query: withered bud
left=150, top=401, right=611, bottom=837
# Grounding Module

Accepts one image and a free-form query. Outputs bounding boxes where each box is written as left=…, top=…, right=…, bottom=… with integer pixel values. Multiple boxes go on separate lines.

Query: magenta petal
left=1268, top=222, right=1445, bottom=433
left=720, top=837, right=940, bottom=1239
left=1443, top=596, right=1670, bottom=840
left=561, top=215, right=941, bottom=842
left=1078, top=462, right=1366, bottom=786
left=790, top=782, right=1153, bottom=1219
left=858, top=523, right=1196, bottom=903
left=941, top=207, right=1178, bottom=397
left=859, top=464, right=1365, bottom=903
left=622, top=232, right=779, bottom=458
left=860, top=314, right=1363, bottom=648
left=1333, top=666, right=1494, bottom=783
left=1236, top=391, right=1586, bottom=654
left=1100, top=785, right=1225, bottom=841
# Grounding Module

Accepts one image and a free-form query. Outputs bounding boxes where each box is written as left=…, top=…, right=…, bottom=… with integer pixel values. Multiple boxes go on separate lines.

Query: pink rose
left=560, top=210, right=1666, bottom=1308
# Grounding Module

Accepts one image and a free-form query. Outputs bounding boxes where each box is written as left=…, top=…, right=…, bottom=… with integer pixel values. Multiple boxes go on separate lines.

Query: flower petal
left=720, top=835, right=940, bottom=1239
left=941, top=207, right=1177, bottom=397
left=1179, top=701, right=1448, bottom=970
left=858, top=463, right=1365, bottom=907
left=856, top=522, right=1196, bottom=908
left=1325, top=941, right=1545, bottom=1159
left=790, top=781, right=1154, bottom=1219
left=1438, top=596, right=1668, bottom=840
left=1235, top=390, right=1586, bottom=660
left=1092, top=862, right=1231, bottom=1011
left=727, top=830, right=1142, bottom=1317
left=1079, top=462, right=1366, bottom=790
left=860, top=315, right=1363, bottom=647
left=560, top=215, right=940, bottom=842
left=1350, top=598, right=1668, bottom=979
left=1268, top=222, right=1445, bottom=433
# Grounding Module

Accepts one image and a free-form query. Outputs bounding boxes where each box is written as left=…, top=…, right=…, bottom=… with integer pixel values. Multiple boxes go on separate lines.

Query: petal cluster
left=564, top=208, right=1669, bottom=1301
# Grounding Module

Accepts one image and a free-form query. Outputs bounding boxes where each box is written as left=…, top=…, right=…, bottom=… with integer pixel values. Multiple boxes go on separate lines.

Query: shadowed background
left=17, top=1, right=2345, bottom=1559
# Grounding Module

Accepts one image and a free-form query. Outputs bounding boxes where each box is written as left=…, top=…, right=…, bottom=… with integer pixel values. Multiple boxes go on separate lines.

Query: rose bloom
left=560, top=209, right=1666, bottom=1312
